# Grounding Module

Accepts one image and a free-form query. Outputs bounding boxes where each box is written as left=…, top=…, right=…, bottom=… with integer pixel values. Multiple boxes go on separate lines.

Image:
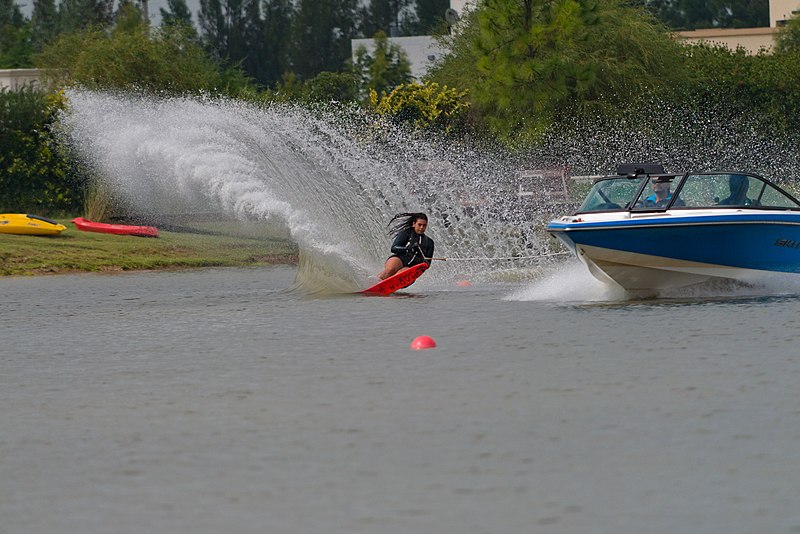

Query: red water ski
left=361, top=262, right=428, bottom=295
left=71, top=217, right=160, bottom=238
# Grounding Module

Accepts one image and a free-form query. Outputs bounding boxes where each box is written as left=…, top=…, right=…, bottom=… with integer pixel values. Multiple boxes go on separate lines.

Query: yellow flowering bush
left=369, top=81, right=469, bottom=133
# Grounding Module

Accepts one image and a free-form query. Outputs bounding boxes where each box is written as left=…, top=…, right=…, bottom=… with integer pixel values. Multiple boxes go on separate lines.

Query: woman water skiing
left=378, top=212, right=435, bottom=280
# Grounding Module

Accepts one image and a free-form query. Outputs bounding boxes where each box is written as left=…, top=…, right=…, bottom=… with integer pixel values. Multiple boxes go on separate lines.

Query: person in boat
left=719, top=175, right=756, bottom=206
left=642, top=177, right=684, bottom=208
left=378, top=212, right=435, bottom=280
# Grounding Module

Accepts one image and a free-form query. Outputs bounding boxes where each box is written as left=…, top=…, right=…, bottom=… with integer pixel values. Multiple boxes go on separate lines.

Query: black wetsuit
left=390, top=228, right=435, bottom=267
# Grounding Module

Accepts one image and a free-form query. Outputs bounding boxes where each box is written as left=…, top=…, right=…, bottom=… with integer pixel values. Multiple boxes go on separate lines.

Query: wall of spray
left=59, top=90, right=800, bottom=294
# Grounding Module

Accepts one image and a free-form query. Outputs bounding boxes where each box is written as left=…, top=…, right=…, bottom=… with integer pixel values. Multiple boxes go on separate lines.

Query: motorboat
left=546, top=163, right=800, bottom=295
left=0, top=213, right=66, bottom=235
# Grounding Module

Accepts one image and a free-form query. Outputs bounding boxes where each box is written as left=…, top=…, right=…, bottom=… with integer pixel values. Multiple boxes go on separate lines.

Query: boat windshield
left=576, top=171, right=800, bottom=213
left=577, top=175, right=647, bottom=212
left=671, top=173, right=800, bottom=209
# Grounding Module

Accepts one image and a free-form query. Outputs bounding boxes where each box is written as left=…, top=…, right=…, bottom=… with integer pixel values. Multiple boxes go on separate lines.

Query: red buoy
left=410, top=335, right=437, bottom=350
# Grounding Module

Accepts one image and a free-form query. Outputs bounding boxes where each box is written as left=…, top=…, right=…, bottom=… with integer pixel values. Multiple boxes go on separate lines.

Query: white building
left=771, top=0, right=800, bottom=26
left=351, top=0, right=471, bottom=81
left=679, top=0, right=800, bottom=53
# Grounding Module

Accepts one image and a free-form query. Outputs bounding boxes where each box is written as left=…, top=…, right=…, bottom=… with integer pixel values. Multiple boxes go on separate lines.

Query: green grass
left=0, top=219, right=298, bottom=276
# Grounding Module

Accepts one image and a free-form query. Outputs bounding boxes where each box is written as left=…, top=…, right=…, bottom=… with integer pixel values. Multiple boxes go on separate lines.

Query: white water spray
left=59, top=90, right=800, bottom=297
left=59, top=90, right=565, bottom=292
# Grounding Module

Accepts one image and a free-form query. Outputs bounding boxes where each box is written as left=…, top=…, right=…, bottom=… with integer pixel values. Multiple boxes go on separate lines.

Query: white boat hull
left=576, top=244, right=793, bottom=294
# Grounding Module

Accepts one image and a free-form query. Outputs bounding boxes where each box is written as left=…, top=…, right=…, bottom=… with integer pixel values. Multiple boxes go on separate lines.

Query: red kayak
left=361, top=262, right=428, bottom=295
left=71, top=217, right=160, bottom=238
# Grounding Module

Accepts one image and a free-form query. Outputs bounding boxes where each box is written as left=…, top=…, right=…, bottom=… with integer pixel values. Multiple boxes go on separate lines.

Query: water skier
left=377, top=212, right=435, bottom=280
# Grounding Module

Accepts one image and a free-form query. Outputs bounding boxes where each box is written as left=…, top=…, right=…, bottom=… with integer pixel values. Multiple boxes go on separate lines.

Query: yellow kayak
left=0, top=214, right=67, bottom=236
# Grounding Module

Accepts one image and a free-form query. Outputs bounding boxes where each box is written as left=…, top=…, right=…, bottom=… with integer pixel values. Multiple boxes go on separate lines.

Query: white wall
left=677, top=27, right=777, bottom=54
left=770, top=0, right=800, bottom=27
left=350, top=0, right=476, bottom=81
left=0, top=69, right=42, bottom=90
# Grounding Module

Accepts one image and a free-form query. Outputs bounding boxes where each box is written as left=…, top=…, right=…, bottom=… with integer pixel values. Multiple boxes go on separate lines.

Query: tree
left=198, top=0, right=246, bottom=63
left=305, top=70, right=359, bottom=102
left=353, top=30, right=413, bottom=98
left=57, top=0, right=114, bottom=33
left=0, top=0, right=31, bottom=67
left=30, top=0, right=60, bottom=52
left=239, top=0, right=265, bottom=83
left=405, top=0, right=449, bottom=35
left=726, top=0, right=769, bottom=28
left=114, top=0, right=145, bottom=33
left=428, top=0, right=684, bottom=144
left=0, top=0, right=24, bottom=29
left=289, top=0, right=358, bottom=80
left=358, top=0, right=411, bottom=37
left=645, top=0, right=768, bottom=30
left=261, top=0, right=293, bottom=85
left=198, top=0, right=269, bottom=85
left=36, top=17, right=253, bottom=95
left=198, top=0, right=225, bottom=57
left=160, top=0, right=196, bottom=34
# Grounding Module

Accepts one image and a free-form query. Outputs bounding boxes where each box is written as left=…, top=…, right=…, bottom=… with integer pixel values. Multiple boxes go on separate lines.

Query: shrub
left=369, top=81, right=469, bottom=133
left=0, top=87, right=78, bottom=213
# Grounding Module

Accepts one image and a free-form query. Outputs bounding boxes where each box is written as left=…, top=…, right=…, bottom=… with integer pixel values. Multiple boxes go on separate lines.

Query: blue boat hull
left=547, top=213, right=800, bottom=291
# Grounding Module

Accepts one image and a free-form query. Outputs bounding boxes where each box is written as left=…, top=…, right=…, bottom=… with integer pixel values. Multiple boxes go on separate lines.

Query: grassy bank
left=0, top=219, right=298, bottom=276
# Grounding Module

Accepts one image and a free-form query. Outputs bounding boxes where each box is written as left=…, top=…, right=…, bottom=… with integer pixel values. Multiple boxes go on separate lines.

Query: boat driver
left=642, top=177, right=675, bottom=208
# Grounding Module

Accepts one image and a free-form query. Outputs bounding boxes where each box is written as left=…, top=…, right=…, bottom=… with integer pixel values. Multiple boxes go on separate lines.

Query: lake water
left=3, top=265, right=800, bottom=533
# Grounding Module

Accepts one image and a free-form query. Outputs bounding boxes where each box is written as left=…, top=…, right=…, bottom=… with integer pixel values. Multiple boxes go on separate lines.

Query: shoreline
left=1, top=219, right=298, bottom=277
left=0, top=255, right=300, bottom=277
